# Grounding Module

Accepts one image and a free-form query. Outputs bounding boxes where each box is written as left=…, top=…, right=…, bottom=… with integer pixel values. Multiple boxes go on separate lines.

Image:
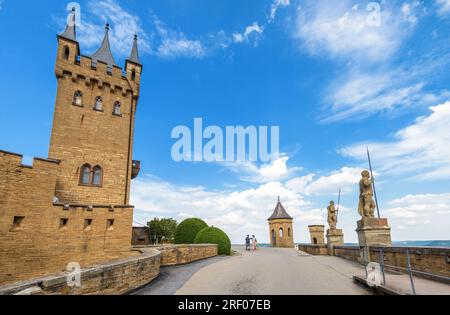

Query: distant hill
left=393, top=240, right=450, bottom=248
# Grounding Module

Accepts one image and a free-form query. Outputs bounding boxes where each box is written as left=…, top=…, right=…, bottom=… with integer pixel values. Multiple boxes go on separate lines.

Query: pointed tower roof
left=91, top=24, right=116, bottom=67
left=268, top=197, right=293, bottom=221
left=60, top=8, right=77, bottom=41
left=127, top=34, right=141, bottom=65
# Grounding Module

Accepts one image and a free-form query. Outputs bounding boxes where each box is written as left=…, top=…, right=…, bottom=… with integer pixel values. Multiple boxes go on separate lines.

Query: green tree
left=148, top=218, right=178, bottom=244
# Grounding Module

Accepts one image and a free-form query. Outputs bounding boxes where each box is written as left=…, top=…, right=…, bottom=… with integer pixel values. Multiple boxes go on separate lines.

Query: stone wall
left=131, top=227, right=151, bottom=246
left=297, top=244, right=329, bottom=256
left=369, top=246, right=450, bottom=279
left=334, top=246, right=364, bottom=264
left=0, top=151, right=135, bottom=286
left=0, top=248, right=160, bottom=295
left=156, top=244, right=219, bottom=266
left=299, top=242, right=450, bottom=280
left=0, top=245, right=218, bottom=295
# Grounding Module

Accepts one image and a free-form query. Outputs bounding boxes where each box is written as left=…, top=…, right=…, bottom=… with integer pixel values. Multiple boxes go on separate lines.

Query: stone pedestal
left=327, top=229, right=344, bottom=246
left=356, top=218, right=392, bottom=247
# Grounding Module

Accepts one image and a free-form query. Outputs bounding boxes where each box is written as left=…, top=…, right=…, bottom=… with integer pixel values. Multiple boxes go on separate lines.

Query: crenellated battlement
left=55, top=56, right=140, bottom=97
left=0, top=150, right=60, bottom=170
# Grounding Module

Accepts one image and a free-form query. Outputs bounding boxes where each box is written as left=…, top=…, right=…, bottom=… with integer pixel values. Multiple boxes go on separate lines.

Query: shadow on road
left=132, top=255, right=231, bottom=295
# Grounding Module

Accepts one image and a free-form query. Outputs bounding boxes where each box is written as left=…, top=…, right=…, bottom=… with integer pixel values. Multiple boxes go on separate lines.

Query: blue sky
left=0, top=0, right=449, bottom=244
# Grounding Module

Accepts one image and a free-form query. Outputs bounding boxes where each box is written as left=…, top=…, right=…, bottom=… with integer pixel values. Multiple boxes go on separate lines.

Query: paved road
left=176, top=247, right=369, bottom=295
left=133, top=255, right=230, bottom=295
left=136, top=246, right=370, bottom=295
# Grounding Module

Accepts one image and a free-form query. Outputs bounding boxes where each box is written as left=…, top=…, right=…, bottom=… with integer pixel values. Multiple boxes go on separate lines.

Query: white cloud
left=233, top=22, right=265, bottom=45
left=386, top=193, right=450, bottom=223
left=131, top=175, right=311, bottom=243
left=294, top=0, right=415, bottom=63
left=436, top=0, right=450, bottom=15
left=286, top=167, right=362, bottom=196
left=226, top=156, right=301, bottom=184
left=151, top=14, right=206, bottom=59
left=341, top=102, right=450, bottom=180
left=269, top=0, right=291, bottom=22
left=322, top=69, right=450, bottom=122
left=77, top=0, right=151, bottom=57
left=401, top=2, right=420, bottom=25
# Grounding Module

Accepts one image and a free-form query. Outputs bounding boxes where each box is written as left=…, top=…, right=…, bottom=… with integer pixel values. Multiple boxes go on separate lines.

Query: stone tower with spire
left=50, top=10, right=143, bottom=206
left=0, top=9, right=145, bottom=285
left=268, top=197, right=295, bottom=248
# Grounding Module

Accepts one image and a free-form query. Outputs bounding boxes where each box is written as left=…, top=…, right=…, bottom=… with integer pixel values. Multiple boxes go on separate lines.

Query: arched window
left=279, top=228, right=284, bottom=238
left=63, top=46, right=70, bottom=60
left=131, top=70, right=136, bottom=81
left=73, top=91, right=83, bottom=106
left=92, top=166, right=103, bottom=186
left=288, top=228, right=291, bottom=237
left=94, top=96, right=103, bottom=111
left=113, top=101, right=121, bottom=116
left=313, top=237, right=318, bottom=245
left=80, top=164, right=92, bottom=185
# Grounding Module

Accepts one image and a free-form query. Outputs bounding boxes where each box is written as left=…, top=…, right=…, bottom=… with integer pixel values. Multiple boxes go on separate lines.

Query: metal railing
left=372, top=248, right=450, bottom=295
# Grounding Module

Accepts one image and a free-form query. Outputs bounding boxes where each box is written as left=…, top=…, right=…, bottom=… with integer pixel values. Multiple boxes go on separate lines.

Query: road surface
left=136, top=246, right=370, bottom=295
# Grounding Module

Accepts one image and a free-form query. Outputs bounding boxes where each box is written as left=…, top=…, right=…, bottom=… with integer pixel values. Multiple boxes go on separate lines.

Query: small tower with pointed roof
left=268, top=197, right=294, bottom=248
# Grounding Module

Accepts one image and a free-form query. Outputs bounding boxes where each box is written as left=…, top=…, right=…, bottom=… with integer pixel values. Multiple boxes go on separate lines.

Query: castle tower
left=49, top=17, right=142, bottom=206
left=268, top=198, right=294, bottom=248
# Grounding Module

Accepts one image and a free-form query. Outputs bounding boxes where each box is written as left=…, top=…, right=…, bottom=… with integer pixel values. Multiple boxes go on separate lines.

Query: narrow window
left=107, top=219, right=115, bottom=231
left=92, top=166, right=103, bottom=186
left=13, top=216, right=25, bottom=230
left=84, top=219, right=93, bottom=231
left=288, top=228, right=291, bottom=237
left=131, top=70, right=136, bottom=81
left=73, top=91, right=83, bottom=106
left=60, top=218, right=69, bottom=229
left=80, top=164, right=91, bottom=185
left=63, top=46, right=70, bottom=60
left=279, top=228, right=284, bottom=238
left=94, top=96, right=103, bottom=111
left=313, top=237, right=318, bottom=245
left=113, top=101, right=121, bottom=116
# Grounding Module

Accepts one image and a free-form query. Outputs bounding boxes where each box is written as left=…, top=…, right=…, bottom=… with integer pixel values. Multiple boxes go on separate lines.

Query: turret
left=125, top=34, right=143, bottom=92
left=56, top=7, right=80, bottom=65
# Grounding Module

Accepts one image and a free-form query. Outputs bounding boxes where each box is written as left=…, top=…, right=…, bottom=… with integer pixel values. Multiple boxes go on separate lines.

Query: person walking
left=252, top=235, right=258, bottom=251
left=245, top=235, right=251, bottom=251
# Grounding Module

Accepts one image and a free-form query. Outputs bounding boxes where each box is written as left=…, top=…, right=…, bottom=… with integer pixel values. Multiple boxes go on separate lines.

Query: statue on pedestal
left=358, top=170, right=376, bottom=218
left=327, top=201, right=337, bottom=230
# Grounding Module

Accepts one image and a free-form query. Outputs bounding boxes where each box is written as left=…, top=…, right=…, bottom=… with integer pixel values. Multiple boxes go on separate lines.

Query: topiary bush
left=174, top=218, right=208, bottom=244
left=194, top=227, right=232, bottom=256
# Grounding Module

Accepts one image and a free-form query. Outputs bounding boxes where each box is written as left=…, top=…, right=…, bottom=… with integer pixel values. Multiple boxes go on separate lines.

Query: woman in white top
left=252, top=235, right=257, bottom=251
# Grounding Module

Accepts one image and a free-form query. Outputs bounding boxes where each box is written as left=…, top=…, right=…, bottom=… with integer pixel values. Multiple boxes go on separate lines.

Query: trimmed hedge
left=174, top=218, right=208, bottom=244
left=195, top=227, right=232, bottom=256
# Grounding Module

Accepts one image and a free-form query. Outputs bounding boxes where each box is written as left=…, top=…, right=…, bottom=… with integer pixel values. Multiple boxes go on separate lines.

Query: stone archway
left=272, top=229, right=276, bottom=246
